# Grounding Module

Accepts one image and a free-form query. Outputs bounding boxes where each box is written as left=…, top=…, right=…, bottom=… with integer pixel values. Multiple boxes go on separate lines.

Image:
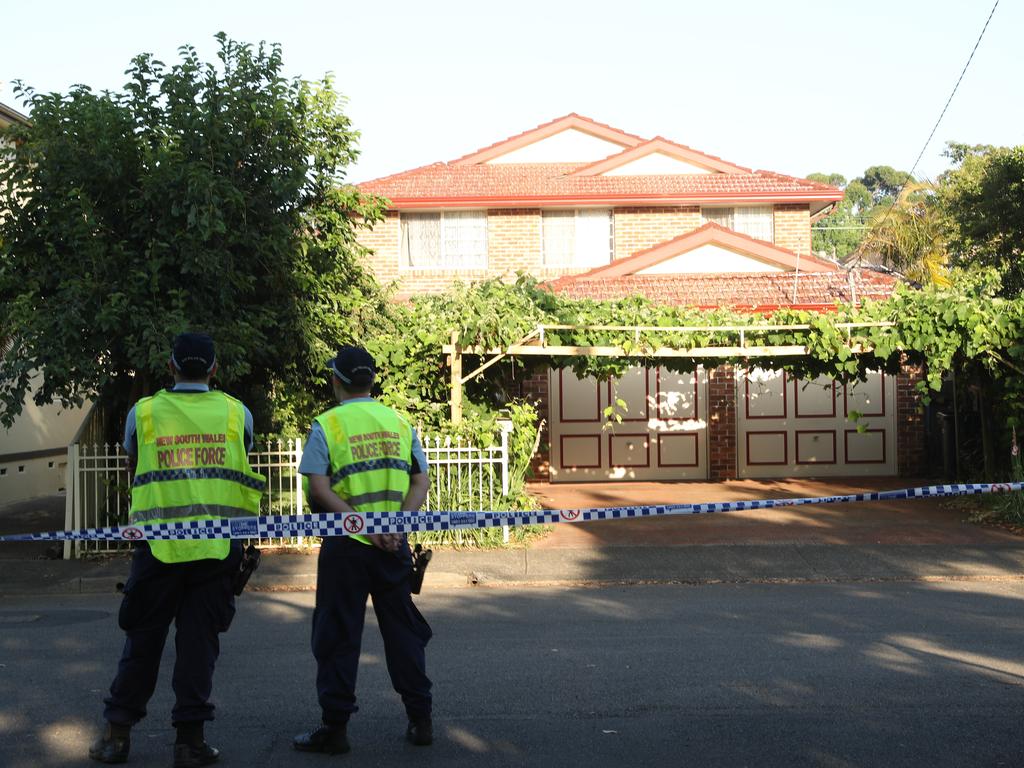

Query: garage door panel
left=656, top=369, right=699, bottom=420
left=844, top=429, right=887, bottom=464
left=746, top=431, right=788, bottom=465
left=845, top=375, right=887, bottom=418
left=795, top=430, right=837, bottom=465
left=550, top=367, right=707, bottom=482
left=609, top=433, right=651, bottom=468
left=744, top=369, right=787, bottom=419
left=739, top=368, right=896, bottom=478
left=559, top=370, right=601, bottom=422
left=657, top=433, right=699, bottom=468
left=609, top=368, right=650, bottom=422
left=559, top=435, right=602, bottom=469
left=793, top=376, right=837, bottom=418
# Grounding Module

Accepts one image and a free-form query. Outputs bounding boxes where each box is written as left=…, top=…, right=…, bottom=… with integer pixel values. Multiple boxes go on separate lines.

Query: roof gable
left=636, top=243, right=788, bottom=274
left=451, top=113, right=644, bottom=166
left=576, top=223, right=839, bottom=278
left=572, top=137, right=750, bottom=176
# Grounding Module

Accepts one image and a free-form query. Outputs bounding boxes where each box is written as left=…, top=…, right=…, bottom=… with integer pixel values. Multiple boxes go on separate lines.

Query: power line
left=857, top=0, right=999, bottom=257
left=904, top=0, right=999, bottom=184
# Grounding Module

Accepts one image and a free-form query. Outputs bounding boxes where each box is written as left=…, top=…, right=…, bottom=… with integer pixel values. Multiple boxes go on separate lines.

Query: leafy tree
left=858, top=182, right=949, bottom=285
left=0, top=34, right=386, bottom=435
left=857, top=165, right=913, bottom=205
left=808, top=173, right=872, bottom=260
left=938, top=142, right=1024, bottom=296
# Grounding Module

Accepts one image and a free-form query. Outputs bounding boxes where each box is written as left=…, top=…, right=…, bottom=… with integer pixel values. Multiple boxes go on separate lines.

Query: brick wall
left=708, top=365, right=737, bottom=480
left=896, top=363, right=927, bottom=477
left=519, top=368, right=551, bottom=480
left=612, top=206, right=701, bottom=261
left=773, top=204, right=811, bottom=255
left=359, top=211, right=401, bottom=285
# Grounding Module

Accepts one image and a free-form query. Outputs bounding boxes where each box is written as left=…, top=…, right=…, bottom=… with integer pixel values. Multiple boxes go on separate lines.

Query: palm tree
left=855, top=182, right=950, bottom=286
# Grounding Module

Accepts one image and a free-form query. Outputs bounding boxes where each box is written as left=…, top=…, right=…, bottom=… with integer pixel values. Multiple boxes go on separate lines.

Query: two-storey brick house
left=358, top=114, right=924, bottom=482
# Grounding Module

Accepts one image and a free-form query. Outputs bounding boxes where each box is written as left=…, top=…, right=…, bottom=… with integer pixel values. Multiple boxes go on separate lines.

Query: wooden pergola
left=442, top=322, right=896, bottom=423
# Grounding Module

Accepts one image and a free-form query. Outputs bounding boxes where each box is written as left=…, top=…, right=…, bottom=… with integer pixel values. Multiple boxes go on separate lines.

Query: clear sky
left=2, top=0, right=1021, bottom=187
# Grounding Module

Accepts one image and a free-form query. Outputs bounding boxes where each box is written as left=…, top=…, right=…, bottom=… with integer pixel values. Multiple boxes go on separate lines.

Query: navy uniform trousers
left=313, top=536, right=432, bottom=725
left=103, top=542, right=242, bottom=726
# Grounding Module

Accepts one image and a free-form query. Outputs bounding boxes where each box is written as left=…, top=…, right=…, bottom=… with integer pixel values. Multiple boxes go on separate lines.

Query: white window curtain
left=402, top=213, right=441, bottom=267
left=702, top=207, right=734, bottom=229
left=401, top=212, right=487, bottom=268
left=702, top=206, right=773, bottom=243
left=542, top=211, right=575, bottom=265
left=575, top=210, right=613, bottom=267
left=543, top=210, right=612, bottom=266
left=733, top=205, right=774, bottom=242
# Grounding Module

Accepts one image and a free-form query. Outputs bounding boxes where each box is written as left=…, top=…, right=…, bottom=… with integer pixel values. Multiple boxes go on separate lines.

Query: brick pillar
left=708, top=365, right=737, bottom=480
left=896, top=363, right=927, bottom=477
left=519, top=367, right=551, bottom=481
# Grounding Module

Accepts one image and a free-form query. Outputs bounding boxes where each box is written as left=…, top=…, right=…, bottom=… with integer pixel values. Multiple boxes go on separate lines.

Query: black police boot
left=293, top=724, right=351, bottom=754
left=172, top=742, right=220, bottom=768
left=88, top=722, right=131, bottom=764
left=406, top=716, right=433, bottom=746
left=173, top=722, right=219, bottom=767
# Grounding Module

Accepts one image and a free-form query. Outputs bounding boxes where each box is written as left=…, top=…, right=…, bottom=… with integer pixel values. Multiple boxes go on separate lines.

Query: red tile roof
left=359, top=114, right=843, bottom=210
left=570, top=223, right=839, bottom=277
left=548, top=270, right=899, bottom=310
left=571, top=137, right=751, bottom=176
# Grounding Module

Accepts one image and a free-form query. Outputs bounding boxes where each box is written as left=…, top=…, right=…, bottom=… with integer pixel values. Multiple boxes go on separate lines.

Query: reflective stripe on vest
left=131, top=390, right=266, bottom=563
left=315, top=400, right=413, bottom=546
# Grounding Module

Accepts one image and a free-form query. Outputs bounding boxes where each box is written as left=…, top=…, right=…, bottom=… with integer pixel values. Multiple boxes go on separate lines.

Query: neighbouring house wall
left=773, top=204, right=811, bottom=255
left=1, top=378, right=87, bottom=503
left=708, top=365, right=738, bottom=481
left=612, top=206, right=701, bottom=262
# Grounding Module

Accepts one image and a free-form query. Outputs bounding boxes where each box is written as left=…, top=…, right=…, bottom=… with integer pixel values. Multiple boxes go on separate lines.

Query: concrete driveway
left=527, top=477, right=1020, bottom=548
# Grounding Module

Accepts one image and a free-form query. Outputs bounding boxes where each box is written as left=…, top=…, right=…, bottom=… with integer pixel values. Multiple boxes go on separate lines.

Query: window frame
left=701, top=205, right=775, bottom=243
left=541, top=208, right=614, bottom=268
left=399, top=210, right=489, bottom=270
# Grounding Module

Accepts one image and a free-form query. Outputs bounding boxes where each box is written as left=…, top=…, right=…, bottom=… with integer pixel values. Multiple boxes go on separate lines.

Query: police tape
left=1, top=481, right=1022, bottom=543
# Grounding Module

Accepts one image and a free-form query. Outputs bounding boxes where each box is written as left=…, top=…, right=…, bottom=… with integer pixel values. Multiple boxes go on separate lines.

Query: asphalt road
left=2, top=582, right=1024, bottom=768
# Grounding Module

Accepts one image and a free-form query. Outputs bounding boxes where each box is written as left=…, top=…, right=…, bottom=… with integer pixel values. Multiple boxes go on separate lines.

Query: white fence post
left=497, top=420, right=513, bottom=544
left=294, top=437, right=304, bottom=546
left=63, top=443, right=78, bottom=560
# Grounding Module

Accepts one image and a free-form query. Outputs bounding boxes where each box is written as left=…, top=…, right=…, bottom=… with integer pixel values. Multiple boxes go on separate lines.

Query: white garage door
left=737, top=368, right=897, bottom=478
left=549, top=366, right=708, bottom=482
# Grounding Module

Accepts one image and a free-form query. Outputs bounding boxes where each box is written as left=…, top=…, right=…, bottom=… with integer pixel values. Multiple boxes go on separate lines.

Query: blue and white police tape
left=1, top=481, right=1022, bottom=543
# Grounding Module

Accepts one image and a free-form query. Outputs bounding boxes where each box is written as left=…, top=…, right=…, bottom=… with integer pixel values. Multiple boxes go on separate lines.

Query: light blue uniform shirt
left=123, top=383, right=254, bottom=456
left=299, top=397, right=427, bottom=476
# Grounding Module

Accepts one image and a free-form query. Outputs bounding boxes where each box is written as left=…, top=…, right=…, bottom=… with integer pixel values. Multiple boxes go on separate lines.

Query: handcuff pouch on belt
left=410, top=543, right=433, bottom=595
left=232, top=544, right=261, bottom=595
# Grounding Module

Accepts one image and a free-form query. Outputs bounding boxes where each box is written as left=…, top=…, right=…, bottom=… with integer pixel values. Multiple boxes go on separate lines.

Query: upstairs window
left=542, top=209, right=613, bottom=267
left=401, top=211, right=488, bottom=269
left=702, top=206, right=774, bottom=243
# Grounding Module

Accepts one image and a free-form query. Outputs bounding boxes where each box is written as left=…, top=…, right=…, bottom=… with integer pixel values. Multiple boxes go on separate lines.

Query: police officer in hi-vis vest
left=293, top=345, right=433, bottom=755
left=90, top=333, right=266, bottom=767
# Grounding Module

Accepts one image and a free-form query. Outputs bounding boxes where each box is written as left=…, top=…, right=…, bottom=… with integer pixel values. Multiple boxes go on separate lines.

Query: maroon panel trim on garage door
left=745, top=372, right=787, bottom=419
left=745, top=430, right=789, bottom=466
left=558, top=369, right=601, bottom=423
left=795, top=430, right=837, bottom=465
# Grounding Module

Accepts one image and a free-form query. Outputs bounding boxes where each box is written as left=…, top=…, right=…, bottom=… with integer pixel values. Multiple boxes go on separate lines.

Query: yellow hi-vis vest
left=313, top=400, right=413, bottom=545
left=130, top=389, right=267, bottom=563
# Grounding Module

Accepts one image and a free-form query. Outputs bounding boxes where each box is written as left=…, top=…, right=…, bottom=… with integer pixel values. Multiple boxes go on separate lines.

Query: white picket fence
left=62, top=426, right=510, bottom=559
